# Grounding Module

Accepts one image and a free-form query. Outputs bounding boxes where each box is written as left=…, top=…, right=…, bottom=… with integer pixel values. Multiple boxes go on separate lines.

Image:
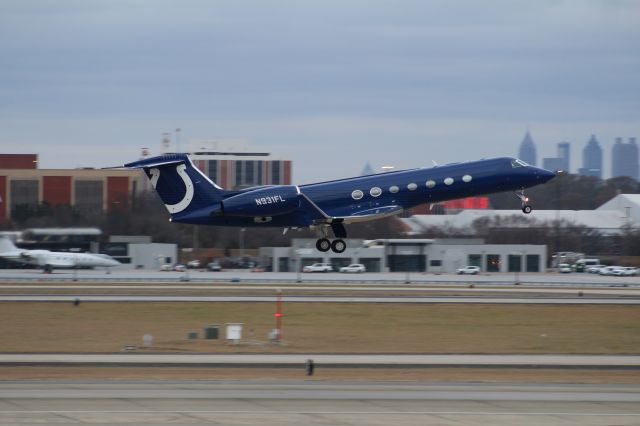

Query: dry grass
left=1, top=302, right=639, bottom=354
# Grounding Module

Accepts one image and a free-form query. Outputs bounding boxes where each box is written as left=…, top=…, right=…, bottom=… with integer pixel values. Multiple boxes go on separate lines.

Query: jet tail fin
left=124, top=154, right=227, bottom=218
left=0, top=236, right=18, bottom=253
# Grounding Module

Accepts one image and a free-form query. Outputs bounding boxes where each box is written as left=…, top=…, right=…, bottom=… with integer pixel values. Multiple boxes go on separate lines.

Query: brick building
left=0, top=154, right=141, bottom=221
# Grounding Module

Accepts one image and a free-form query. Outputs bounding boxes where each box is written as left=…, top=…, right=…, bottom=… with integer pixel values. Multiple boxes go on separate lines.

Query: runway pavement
left=1, top=268, right=639, bottom=287
left=2, top=354, right=639, bottom=368
left=0, top=381, right=638, bottom=425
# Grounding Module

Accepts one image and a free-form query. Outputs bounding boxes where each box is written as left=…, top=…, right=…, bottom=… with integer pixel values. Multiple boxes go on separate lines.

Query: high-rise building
left=611, top=137, right=639, bottom=180
left=518, top=130, right=537, bottom=166
left=557, top=142, right=570, bottom=173
left=542, top=157, right=564, bottom=172
left=578, top=135, right=603, bottom=179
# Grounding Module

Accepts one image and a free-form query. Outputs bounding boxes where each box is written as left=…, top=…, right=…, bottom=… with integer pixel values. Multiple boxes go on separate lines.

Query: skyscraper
left=611, top=137, right=639, bottom=180
left=578, top=134, right=603, bottom=179
left=518, top=130, right=537, bottom=166
left=557, top=141, right=570, bottom=173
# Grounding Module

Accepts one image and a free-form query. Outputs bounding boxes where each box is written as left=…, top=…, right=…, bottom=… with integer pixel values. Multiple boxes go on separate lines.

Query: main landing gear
left=315, top=221, right=347, bottom=253
left=515, top=189, right=533, bottom=214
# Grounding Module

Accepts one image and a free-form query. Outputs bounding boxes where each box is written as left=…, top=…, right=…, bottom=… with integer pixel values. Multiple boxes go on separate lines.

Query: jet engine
left=218, top=185, right=301, bottom=217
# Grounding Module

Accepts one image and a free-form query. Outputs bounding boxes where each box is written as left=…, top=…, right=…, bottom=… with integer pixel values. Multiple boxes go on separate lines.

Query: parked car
left=173, top=264, right=187, bottom=272
left=159, top=264, right=173, bottom=271
left=303, top=263, right=333, bottom=273
left=207, top=261, right=222, bottom=271
left=456, top=266, right=480, bottom=275
left=599, top=266, right=625, bottom=276
left=339, top=263, right=366, bottom=273
left=622, top=267, right=638, bottom=276
left=558, top=263, right=572, bottom=273
left=187, top=260, right=201, bottom=269
left=587, top=264, right=606, bottom=274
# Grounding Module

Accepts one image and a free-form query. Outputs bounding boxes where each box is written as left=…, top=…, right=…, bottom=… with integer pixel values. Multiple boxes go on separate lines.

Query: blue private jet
left=124, top=154, right=555, bottom=253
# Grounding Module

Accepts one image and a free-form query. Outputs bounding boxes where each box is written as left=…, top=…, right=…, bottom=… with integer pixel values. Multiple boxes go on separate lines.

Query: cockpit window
left=511, top=159, right=529, bottom=168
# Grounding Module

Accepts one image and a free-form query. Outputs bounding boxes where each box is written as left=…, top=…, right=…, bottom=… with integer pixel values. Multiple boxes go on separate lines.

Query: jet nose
left=533, top=167, right=556, bottom=183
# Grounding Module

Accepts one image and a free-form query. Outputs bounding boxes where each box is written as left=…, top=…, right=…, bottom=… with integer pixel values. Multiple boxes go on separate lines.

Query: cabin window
left=462, top=174, right=472, bottom=182
left=511, top=159, right=528, bottom=168
left=444, top=177, right=454, bottom=185
left=407, top=183, right=417, bottom=191
left=389, top=185, right=399, bottom=193
left=425, top=180, right=436, bottom=188
left=351, top=190, right=364, bottom=200
left=370, top=187, right=382, bottom=197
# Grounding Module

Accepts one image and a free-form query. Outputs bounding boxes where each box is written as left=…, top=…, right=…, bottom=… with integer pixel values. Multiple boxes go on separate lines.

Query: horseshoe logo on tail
left=149, top=164, right=194, bottom=214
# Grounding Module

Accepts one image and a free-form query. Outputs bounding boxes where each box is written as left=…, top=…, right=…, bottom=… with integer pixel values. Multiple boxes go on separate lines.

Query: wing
left=339, top=205, right=404, bottom=224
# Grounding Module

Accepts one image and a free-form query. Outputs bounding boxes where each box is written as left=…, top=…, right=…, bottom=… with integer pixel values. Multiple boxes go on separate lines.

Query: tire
left=316, top=238, right=331, bottom=252
left=522, top=205, right=532, bottom=214
left=331, top=239, right=346, bottom=253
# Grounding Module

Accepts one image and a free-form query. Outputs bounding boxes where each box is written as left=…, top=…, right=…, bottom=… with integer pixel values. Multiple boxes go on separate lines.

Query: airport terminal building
left=259, top=238, right=547, bottom=273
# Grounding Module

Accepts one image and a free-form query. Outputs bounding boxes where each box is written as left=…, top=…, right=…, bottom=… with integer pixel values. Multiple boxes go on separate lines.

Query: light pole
left=175, top=128, right=181, bottom=153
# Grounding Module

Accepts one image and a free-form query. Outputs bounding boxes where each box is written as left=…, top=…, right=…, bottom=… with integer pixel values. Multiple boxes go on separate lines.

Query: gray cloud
left=1, top=0, right=638, bottom=180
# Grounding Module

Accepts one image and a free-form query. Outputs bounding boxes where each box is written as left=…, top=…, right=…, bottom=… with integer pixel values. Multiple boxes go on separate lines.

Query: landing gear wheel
left=316, top=238, right=331, bottom=252
left=331, top=239, right=346, bottom=253
left=522, top=205, right=532, bottom=214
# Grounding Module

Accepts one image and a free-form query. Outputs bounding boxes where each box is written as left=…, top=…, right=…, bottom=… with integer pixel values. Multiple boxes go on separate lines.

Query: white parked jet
left=0, top=236, right=120, bottom=273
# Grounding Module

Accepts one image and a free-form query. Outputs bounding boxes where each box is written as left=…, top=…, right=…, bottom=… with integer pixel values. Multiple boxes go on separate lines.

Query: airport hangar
left=259, top=238, right=547, bottom=273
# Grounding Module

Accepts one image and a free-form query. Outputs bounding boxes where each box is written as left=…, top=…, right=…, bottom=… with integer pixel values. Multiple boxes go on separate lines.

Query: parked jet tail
left=124, top=154, right=228, bottom=218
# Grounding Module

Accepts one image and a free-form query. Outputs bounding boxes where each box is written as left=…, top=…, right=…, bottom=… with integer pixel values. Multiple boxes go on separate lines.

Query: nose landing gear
left=515, top=189, right=532, bottom=214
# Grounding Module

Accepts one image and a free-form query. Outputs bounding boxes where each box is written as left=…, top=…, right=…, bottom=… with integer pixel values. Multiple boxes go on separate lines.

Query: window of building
left=430, top=259, right=442, bottom=267
left=486, top=254, right=500, bottom=272
left=526, top=254, right=540, bottom=272
left=74, top=180, right=104, bottom=213
left=271, top=161, right=281, bottom=184
left=207, top=160, right=218, bottom=182
left=235, top=161, right=243, bottom=186
left=358, top=258, right=380, bottom=272
left=256, top=162, right=263, bottom=185
left=244, top=161, right=254, bottom=185
left=508, top=255, right=522, bottom=272
left=9, top=180, right=39, bottom=214
left=467, top=254, right=482, bottom=268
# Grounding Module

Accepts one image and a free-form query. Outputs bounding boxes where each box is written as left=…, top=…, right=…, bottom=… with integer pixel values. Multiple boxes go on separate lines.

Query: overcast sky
left=1, top=0, right=638, bottom=182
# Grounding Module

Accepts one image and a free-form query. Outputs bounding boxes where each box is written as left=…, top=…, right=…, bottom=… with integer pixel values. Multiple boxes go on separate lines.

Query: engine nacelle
left=220, top=185, right=301, bottom=217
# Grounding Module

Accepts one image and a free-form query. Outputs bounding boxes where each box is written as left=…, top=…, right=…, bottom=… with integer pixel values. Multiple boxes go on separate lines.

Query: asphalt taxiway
left=0, top=381, right=638, bottom=425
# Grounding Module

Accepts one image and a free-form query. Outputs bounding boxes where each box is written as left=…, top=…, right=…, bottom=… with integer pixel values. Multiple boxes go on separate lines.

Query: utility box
left=203, top=324, right=220, bottom=340
left=226, top=323, right=243, bottom=342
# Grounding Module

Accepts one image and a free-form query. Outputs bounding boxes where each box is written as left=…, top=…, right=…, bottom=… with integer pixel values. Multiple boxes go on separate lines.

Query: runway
left=2, top=354, right=639, bottom=369
left=0, top=381, right=638, bottom=425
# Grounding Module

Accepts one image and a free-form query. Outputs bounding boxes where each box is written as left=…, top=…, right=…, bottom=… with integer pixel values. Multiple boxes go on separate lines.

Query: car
left=456, top=266, right=480, bottom=275
left=339, top=263, right=366, bottom=273
left=302, top=263, right=333, bottom=273
left=159, top=264, right=173, bottom=271
left=587, top=264, right=606, bottom=274
left=622, top=267, right=638, bottom=276
left=207, top=261, right=222, bottom=271
left=599, top=266, right=625, bottom=276
left=187, top=260, right=201, bottom=269
left=173, top=264, right=186, bottom=272
left=558, top=263, right=572, bottom=273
